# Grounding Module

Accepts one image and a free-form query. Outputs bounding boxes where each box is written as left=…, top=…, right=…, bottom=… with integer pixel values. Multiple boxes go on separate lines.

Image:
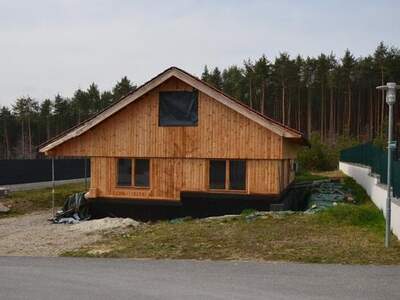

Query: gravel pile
left=71, top=217, right=140, bottom=233
left=0, top=211, right=140, bottom=256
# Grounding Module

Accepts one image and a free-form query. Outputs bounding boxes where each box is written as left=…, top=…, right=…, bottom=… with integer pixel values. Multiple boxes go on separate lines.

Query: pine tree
left=112, top=76, right=136, bottom=102
left=40, top=99, right=53, bottom=140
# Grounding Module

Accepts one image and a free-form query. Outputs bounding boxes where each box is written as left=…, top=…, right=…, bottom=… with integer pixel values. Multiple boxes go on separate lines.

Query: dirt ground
left=0, top=210, right=139, bottom=256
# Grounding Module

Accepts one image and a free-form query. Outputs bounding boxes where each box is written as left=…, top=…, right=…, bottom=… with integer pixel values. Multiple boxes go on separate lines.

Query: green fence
left=340, top=143, right=400, bottom=198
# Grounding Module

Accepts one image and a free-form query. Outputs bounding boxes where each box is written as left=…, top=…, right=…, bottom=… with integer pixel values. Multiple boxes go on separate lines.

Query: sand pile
left=71, top=217, right=140, bottom=233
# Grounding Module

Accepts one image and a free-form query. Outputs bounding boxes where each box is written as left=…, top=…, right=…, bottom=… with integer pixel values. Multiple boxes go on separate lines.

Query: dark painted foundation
left=88, top=184, right=309, bottom=221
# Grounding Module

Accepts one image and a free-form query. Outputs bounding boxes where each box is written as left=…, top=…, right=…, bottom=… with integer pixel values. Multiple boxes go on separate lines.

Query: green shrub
left=316, top=203, right=385, bottom=233
left=298, top=133, right=358, bottom=171
left=342, top=177, right=370, bottom=204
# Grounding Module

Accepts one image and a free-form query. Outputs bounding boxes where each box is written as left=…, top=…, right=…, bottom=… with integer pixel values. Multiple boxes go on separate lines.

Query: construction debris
left=305, top=181, right=353, bottom=213
left=52, top=192, right=141, bottom=232
left=53, top=192, right=90, bottom=224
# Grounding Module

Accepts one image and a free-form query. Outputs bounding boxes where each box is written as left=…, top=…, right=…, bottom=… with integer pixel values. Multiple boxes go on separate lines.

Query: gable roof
left=39, top=67, right=306, bottom=153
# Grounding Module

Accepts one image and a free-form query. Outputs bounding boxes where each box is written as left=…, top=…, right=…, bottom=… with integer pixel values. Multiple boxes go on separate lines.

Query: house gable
left=47, top=76, right=284, bottom=159
left=40, top=67, right=305, bottom=155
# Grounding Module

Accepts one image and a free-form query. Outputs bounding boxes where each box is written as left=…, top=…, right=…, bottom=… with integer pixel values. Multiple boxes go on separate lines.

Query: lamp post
left=376, top=82, right=400, bottom=247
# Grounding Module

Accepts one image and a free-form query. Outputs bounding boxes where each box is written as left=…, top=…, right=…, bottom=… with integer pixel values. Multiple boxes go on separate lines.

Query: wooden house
left=39, top=67, right=307, bottom=205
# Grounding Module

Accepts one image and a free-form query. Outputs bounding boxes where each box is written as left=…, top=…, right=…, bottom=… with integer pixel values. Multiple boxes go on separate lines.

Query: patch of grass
left=240, top=208, right=256, bottom=216
left=342, top=177, right=370, bottom=204
left=315, top=202, right=385, bottom=233
left=0, top=182, right=86, bottom=218
left=64, top=203, right=400, bottom=264
left=295, top=171, right=328, bottom=183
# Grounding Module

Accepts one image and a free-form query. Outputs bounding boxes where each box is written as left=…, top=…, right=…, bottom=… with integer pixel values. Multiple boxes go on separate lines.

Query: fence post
left=51, top=157, right=55, bottom=219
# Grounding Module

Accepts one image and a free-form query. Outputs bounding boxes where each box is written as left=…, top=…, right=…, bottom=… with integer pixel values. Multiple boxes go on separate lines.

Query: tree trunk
left=28, top=116, right=32, bottom=158
left=320, top=82, right=324, bottom=141
left=282, top=84, right=285, bottom=124
left=329, top=87, right=335, bottom=141
left=380, top=68, right=384, bottom=136
left=307, top=88, right=312, bottom=138
left=21, top=119, right=25, bottom=158
left=3, top=118, right=10, bottom=159
left=249, top=78, right=253, bottom=109
left=347, top=83, right=352, bottom=136
left=287, top=90, right=291, bottom=127
left=297, top=87, right=301, bottom=130
left=260, top=81, right=265, bottom=115
left=369, top=88, right=374, bottom=140
left=46, top=116, right=50, bottom=140
left=357, top=89, right=361, bottom=140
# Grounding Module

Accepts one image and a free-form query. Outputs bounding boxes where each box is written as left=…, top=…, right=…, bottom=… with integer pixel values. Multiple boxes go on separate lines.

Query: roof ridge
left=39, top=66, right=306, bottom=151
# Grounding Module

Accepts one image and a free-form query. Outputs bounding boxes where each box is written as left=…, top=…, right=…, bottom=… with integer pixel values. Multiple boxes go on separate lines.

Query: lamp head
left=376, top=82, right=400, bottom=105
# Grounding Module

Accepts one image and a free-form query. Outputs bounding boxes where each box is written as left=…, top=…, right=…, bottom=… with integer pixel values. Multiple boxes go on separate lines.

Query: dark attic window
left=159, top=90, right=198, bottom=126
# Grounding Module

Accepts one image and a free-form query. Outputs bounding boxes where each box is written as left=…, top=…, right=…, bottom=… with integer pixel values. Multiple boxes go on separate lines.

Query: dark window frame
left=229, top=160, right=246, bottom=191
left=116, top=158, right=151, bottom=188
left=208, top=159, right=247, bottom=192
left=209, top=160, right=227, bottom=190
left=134, top=159, right=150, bottom=188
left=116, top=158, right=132, bottom=187
left=158, top=90, right=198, bottom=127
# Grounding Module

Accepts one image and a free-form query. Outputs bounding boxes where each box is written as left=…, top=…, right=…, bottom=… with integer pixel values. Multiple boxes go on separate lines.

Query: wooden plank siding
left=90, top=157, right=286, bottom=201
left=49, top=77, right=283, bottom=159
left=49, top=76, right=299, bottom=202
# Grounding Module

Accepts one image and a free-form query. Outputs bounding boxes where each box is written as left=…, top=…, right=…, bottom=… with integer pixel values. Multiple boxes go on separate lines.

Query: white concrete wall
left=339, top=161, right=400, bottom=239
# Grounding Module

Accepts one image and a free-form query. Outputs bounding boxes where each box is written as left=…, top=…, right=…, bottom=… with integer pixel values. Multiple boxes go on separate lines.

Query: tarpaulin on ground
left=53, top=192, right=90, bottom=224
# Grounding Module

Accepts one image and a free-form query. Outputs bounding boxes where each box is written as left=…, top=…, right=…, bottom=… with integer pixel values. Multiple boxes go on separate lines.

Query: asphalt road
left=1, top=257, right=399, bottom=300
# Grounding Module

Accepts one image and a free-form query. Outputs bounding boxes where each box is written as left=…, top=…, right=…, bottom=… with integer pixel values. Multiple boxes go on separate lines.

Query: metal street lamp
left=376, top=82, right=400, bottom=247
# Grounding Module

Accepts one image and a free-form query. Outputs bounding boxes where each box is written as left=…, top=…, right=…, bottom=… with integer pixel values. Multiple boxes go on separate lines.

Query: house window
left=229, top=160, right=246, bottom=190
left=159, top=91, right=198, bottom=126
left=117, top=159, right=132, bottom=186
left=134, top=159, right=150, bottom=187
left=209, top=160, right=226, bottom=189
left=209, top=160, right=246, bottom=191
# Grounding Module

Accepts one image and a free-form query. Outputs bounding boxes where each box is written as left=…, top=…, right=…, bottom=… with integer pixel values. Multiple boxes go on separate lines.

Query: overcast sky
left=0, top=0, right=399, bottom=107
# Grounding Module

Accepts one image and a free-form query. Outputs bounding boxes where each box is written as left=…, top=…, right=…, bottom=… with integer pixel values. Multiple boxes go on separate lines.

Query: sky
left=0, top=0, right=399, bottom=107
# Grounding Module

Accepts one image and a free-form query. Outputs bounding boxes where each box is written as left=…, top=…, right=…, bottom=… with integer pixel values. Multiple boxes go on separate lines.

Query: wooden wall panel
left=89, top=157, right=288, bottom=201
left=51, top=77, right=284, bottom=160
left=247, top=160, right=281, bottom=195
left=182, top=159, right=206, bottom=192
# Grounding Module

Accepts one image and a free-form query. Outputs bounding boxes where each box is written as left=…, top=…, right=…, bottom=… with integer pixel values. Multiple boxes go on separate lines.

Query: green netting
left=340, top=143, right=400, bottom=198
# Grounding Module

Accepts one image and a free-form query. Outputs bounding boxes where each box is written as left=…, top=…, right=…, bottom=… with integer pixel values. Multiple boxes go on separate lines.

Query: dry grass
left=0, top=183, right=86, bottom=218
left=64, top=203, right=400, bottom=264
left=311, top=170, right=346, bottom=179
